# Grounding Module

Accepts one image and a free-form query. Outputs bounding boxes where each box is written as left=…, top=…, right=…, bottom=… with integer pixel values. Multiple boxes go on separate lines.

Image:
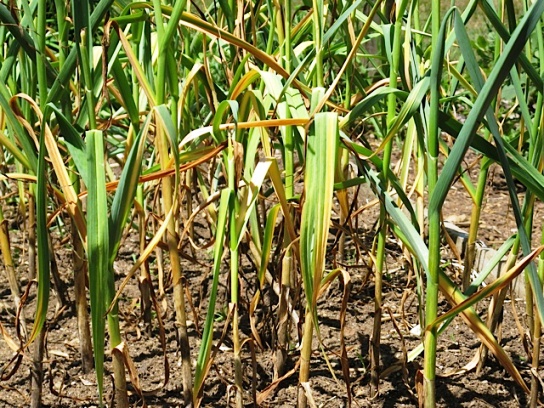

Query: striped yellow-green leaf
left=86, top=130, right=110, bottom=405
left=300, top=112, right=338, bottom=316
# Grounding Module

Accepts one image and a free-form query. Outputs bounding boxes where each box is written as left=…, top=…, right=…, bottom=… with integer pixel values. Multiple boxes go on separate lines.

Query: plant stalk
left=72, top=222, right=94, bottom=373
left=424, top=1, right=441, bottom=406
left=157, top=121, right=193, bottom=404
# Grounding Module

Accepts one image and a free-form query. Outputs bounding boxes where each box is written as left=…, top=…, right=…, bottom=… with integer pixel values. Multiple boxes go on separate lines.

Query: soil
left=1, top=149, right=544, bottom=408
